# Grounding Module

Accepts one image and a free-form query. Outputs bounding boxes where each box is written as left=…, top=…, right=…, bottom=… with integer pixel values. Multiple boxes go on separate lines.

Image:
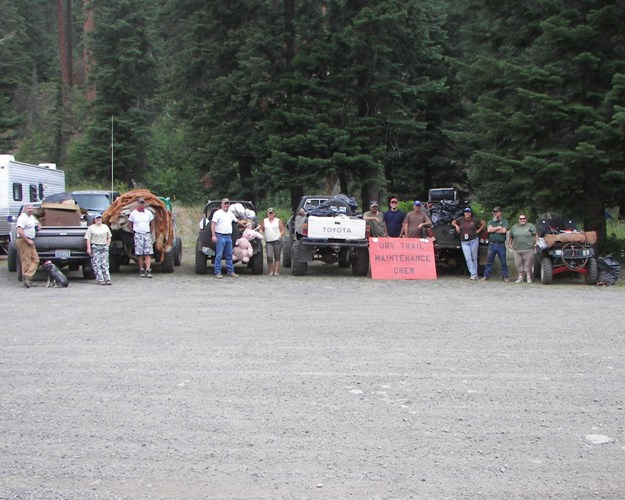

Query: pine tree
left=0, top=0, right=58, bottom=155
left=459, top=0, right=625, bottom=245
left=263, top=0, right=462, bottom=205
left=74, top=0, right=157, bottom=185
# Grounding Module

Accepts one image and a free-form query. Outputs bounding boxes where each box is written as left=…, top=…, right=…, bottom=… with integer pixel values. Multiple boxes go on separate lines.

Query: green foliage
left=13, top=82, right=61, bottom=163
left=145, top=110, right=204, bottom=203
left=602, top=234, right=625, bottom=262
left=253, top=190, right=291, bottom=216
left=3, top=0, right=625, bottom=227
left=75, top=0, right=158, bottom=185
left=458, top=0, right=625, bottom=246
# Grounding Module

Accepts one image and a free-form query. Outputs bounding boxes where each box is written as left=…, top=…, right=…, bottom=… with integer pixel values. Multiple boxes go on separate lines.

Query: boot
left=23, top=276, right=36, bottom=288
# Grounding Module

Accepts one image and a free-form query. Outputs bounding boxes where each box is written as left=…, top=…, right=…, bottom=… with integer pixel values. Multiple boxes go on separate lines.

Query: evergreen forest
left=2, top=0, right=624, bottom=246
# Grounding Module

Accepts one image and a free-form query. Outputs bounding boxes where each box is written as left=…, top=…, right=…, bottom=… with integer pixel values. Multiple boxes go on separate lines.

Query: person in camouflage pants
left=85, top=214, right=113, bottom=285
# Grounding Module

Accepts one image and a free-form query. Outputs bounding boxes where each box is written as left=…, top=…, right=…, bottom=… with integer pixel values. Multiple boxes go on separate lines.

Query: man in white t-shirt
left=16, top=204, right=41, bottom=288
left=128, top=198, right=155, bottom=278
left=211, top=198, right=238, bottom=278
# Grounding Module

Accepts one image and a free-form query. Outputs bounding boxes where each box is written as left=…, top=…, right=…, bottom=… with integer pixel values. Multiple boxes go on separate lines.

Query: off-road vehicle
left=533, top=214, right=598, bottom=285
left=195, top=200, right=264, bottom=275
left=426, top=188, right=488, bottom=274
left=283, top=195, right=369, bottom=276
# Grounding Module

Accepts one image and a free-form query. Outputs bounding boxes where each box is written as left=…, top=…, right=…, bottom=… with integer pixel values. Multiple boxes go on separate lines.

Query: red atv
left=534, top=215, right=598, bottom=285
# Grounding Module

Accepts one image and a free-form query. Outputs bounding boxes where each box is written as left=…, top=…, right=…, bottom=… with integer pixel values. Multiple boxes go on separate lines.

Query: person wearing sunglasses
left=509, top=214, right=537, bottom=283
left=211, top=198, right=238, bottom=278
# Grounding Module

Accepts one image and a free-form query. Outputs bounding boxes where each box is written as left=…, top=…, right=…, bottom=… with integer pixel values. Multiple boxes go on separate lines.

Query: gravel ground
left=1, top=255, right=624, bottom=499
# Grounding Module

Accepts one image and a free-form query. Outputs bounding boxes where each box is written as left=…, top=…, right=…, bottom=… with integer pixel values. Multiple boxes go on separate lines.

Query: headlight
left=554, top=249, right=563, bottom=256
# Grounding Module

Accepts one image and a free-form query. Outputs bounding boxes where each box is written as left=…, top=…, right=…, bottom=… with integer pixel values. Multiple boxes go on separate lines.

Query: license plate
left=55, top=249, right=71, bottom=259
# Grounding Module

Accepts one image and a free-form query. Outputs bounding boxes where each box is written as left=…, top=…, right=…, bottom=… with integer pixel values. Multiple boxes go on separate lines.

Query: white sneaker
left=516, top=277, right=523, bottom=283
left=527, top=277, right=532, bottom=284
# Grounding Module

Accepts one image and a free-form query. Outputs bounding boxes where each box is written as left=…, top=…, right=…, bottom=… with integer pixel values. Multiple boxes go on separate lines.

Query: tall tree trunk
left=290, top=186, right=303, bottom=214
left=583, top=173, right=608, bottom=251
left=66, top=0, right=73, bottom=88
left=57, top=0, right=70, bottom=104
left=83, top=0, right=96, bottom=101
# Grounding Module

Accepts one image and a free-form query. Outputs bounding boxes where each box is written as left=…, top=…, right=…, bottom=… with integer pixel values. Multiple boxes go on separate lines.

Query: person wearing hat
left=383, top=197, right=405, bottom=237
left=451, top=207, right=485, bottom=279
left=85, top=213, right=113, bottom=285
left=481, top=207, right=510, bottom=282
left=363, top=201, right=387, bottom=238
left=259, top=207, right=285, bottom=276
left=15, top=204, right=41, bottom=288
left=211, top=198, right=238, bottom=278
left=128, top=198, right=155, bottom=278
left=401, top=200, right=433, bottom=239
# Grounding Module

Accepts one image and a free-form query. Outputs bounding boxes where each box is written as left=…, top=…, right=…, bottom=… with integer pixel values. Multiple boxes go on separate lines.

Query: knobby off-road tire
left=108, top=252, right=120, bottom=273
left=195, top=246, right=207, bottom=275
left=585, top=257, right=598, bottom=285
left=249, top=248, right=264, bottom=275
left=17, top=253, right=22, bottom=281
left=533, top=251, right=542, bottom=279
left=7, top=245, right=17, bottom=272
left=291, top=241, right=308, bottom=276
left=173, top=237, right=183, bottom=266
left=161, top=250, right=175, bottom=273
left=352, top=247, right=369, bottom=276
left=338, top=248, right=351, bottom=268
left=540, top=256, right=553, bottom=284
left=282, top=237, right=292, bottom=268
left=83, top=261, right=96, bottom=280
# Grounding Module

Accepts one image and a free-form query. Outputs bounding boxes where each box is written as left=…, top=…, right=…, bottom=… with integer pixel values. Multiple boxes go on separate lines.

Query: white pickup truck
left=284, top=195, right=369, bottom=276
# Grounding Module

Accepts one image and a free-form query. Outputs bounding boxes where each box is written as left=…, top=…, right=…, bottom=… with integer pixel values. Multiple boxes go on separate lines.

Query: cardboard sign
left=368, top=237, right=437, bottom=280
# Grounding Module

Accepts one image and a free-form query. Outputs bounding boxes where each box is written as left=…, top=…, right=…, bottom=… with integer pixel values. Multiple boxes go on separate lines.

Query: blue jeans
left=215, top=233, right=234, bottom=275
left=484, top=242, right=509, bottom=279
left=461, top=238, right=479, bottom=278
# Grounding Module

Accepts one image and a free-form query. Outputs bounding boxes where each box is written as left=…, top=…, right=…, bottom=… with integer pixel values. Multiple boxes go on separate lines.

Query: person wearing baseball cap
left=363, top=201, right=387, bottom=237
left=481, top=206, right=510, bottom=282
left=451, top=206, right=485, bottom=280
left=85, top=213, right=113, bottom=285
left=128, top=197, right=155, bottom=278
left=383, top=197, right=405, bottom=237
left=211, top=198, right=238, bottom=278
left=401, top=200, right=433, bottom=239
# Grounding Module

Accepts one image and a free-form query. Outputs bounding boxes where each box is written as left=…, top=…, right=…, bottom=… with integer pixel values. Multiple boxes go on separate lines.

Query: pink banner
left=369, top=237, right=437, bottom=280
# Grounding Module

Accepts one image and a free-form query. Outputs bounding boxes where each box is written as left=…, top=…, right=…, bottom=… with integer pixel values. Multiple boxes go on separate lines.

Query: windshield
left=73, top=193, right=115, bottom=211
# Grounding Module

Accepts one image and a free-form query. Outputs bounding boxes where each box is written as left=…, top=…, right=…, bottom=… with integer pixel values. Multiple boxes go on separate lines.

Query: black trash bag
left=597, top=255, right=620, bottom=285
left=308, top=194, right=358, bottom=217
left=428, top=200, right=470, bottom=226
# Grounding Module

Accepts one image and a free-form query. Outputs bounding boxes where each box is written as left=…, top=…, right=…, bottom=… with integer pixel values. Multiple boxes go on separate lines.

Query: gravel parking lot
left=1, top=256, right=624, bottom=499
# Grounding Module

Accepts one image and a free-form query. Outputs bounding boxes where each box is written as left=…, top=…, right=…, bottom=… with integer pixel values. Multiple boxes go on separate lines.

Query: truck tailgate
left=307, top=216, right=366, bottom=240
left=35, top=226, right=88, bottom=255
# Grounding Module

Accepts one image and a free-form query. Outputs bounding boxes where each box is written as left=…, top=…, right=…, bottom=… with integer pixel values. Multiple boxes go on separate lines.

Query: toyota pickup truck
left=8, top=203, right=93, bottom=279
left=284, top=195, right=369, bottom=276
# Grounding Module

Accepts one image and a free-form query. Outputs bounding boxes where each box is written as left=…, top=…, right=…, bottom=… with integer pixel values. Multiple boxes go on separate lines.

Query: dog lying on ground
left=43, top=260, right=69, bottom=288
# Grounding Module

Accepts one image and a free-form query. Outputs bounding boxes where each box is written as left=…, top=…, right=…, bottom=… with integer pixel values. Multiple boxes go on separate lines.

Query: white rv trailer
left=0, top=154, right=66, bottom=250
